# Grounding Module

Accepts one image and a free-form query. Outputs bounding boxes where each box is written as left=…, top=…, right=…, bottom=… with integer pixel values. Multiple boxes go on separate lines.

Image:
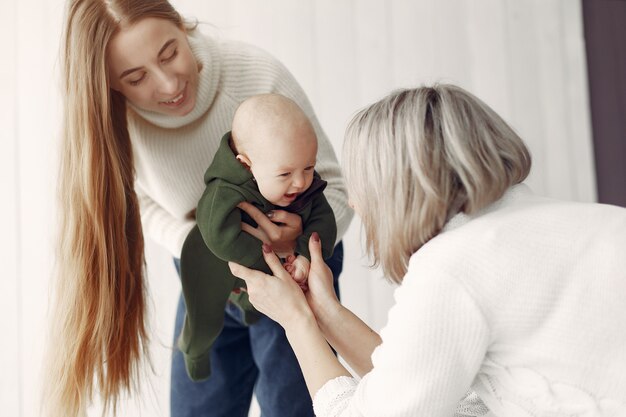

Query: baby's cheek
left=257, top=182, right=281, bottom=205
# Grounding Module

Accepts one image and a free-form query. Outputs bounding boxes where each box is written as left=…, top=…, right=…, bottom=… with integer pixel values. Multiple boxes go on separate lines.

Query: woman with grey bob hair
left=230, top=84, right=626, bottom=416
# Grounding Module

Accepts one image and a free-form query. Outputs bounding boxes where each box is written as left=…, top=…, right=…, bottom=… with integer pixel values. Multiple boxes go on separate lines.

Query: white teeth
left=163, top=93, right=183, bottom=104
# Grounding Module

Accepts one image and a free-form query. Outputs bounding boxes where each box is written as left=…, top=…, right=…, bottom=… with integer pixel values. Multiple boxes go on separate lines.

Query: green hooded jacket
left=178, top=132, right=337, bottom=381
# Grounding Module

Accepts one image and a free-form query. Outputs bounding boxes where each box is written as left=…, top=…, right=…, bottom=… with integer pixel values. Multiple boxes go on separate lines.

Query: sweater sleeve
left=136, top=184, right=195, bottom=258
left=313, top=262, right=491, bottom=417
left=196, top=183, right=267, bottom=270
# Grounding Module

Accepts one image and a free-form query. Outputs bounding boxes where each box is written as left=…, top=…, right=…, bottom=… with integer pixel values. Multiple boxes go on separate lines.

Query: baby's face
left=248, top=130, right=318, bottom=207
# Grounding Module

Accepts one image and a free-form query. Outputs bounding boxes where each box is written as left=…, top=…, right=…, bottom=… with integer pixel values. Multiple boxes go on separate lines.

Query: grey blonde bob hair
left=343, top=84, right=531, bottom=283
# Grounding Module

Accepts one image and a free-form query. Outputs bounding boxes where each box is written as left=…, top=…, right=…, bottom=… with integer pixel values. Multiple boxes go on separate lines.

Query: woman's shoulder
left=191, top=30, right=315, bottom=112
left=218, top=37, right=275, bottom=60
left=210, top=37, right=303, bottom=99
left=213, top=37, right=288, bottom=77
left=189, top=29, right=288, bottom=82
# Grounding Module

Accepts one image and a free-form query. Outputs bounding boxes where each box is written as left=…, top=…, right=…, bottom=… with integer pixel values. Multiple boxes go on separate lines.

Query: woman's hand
left=229, top=239, right=352, bottom=397
left=228, top=243, right=313, bottom=331
left=237, top=201, right=302, bottom=257
left=302, top=233, right=341, bottom=321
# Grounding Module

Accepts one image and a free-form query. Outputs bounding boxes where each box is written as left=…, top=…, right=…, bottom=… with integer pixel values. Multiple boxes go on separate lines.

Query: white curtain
left=0, top=1, right=594, bottom=416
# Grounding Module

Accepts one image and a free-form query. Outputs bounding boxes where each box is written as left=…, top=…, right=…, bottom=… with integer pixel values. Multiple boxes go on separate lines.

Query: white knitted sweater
left=127, top=30, right=352, bottom=257
left=314, top=184, right=626, bottom=417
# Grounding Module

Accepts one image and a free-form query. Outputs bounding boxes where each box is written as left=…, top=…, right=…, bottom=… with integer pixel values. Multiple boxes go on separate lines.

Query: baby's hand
left=284, top=255, right=310, bottom=290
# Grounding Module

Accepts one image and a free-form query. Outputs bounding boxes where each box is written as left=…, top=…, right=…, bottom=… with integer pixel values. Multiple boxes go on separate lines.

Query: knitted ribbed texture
left=128, top=30, right=352, bottom=256
left=313, top=185, right=626, bottom=416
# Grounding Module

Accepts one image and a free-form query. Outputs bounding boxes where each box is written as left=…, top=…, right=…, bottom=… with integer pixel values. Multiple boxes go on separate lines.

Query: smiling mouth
left=160, top=85, right=186, bottom=106
left=163, top=93, right=183, bottom=104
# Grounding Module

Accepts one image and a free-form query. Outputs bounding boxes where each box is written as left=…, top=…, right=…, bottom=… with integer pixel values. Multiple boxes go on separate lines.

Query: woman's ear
left=236, top=154, right=252, bottom=171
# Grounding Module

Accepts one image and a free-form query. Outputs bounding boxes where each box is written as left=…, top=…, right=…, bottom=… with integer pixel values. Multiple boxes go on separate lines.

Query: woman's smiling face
left=107, top=17, right=199, bottom=116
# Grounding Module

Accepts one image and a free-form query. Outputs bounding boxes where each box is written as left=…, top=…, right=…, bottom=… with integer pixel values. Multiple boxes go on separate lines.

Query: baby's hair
left=231, top=93, right=315, bottom=155
left=343, top=84, right=531, bottom=283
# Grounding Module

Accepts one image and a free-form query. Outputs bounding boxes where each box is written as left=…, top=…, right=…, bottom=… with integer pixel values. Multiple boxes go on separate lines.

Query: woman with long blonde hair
left=231, top=84, right=626, bottom=416
left=47, top=0, right=352, bottom=416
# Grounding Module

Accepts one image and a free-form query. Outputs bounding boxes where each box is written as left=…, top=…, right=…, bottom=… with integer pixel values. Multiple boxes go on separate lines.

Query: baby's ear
left=236, top=154, right=252, bottom=171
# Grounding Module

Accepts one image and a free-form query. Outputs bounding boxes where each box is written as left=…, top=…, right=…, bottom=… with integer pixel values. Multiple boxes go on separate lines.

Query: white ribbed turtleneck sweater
left=127, top=30, right=352, bottom=257
left=313, top=185, right=626, bottom=417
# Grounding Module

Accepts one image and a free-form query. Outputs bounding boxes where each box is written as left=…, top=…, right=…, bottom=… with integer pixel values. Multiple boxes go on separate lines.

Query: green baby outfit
left=179, top=132, right=337, bottom=381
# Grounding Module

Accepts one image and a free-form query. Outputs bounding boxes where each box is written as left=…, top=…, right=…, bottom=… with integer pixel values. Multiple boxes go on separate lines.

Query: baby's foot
left=285, top=255, right=310, bottom=289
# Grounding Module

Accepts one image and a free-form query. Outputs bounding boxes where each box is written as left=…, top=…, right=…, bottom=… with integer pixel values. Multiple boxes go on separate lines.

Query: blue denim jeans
left=170, top=242, right=343, bottom=417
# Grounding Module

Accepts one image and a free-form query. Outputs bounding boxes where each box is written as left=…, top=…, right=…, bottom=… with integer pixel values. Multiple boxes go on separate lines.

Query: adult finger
left=308, top=232, right=326, bottom=267
left=266, top=209, right=300, bottom=226
left=261, top=244, right=292, bottom=280
left=228, top=261, right=267, bottom=284
left=238, top=202, right=277, bottom=231
left=305, top=233, right=338, bottom=316
left=241, top=222, right=269, bottom=243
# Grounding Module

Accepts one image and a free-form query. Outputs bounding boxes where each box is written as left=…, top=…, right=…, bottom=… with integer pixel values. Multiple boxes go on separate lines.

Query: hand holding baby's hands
left=284, top=254, right=310, bottom=290
left=228, top=233, right=337, bottom=330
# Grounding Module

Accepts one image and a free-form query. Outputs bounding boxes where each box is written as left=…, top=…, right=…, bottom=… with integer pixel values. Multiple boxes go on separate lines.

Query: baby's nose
left=292, top=173, right=305, bottom=188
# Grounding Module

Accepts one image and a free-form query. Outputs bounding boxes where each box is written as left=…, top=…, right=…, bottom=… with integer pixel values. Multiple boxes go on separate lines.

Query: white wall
left=1, top=0, right=65, bottom=416
left=0, top=1, right=595, bottom=416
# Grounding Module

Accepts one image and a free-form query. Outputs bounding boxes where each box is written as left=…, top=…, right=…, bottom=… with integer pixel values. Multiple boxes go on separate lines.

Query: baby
left=230, top=93, right=327, bottom=283
left=178, top=93, right=337, bottom=381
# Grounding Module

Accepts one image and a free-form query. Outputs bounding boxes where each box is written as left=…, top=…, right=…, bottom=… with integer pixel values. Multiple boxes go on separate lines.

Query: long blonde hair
left=343, top=84, right=531, bottom=283
left=46, top=1, right=187, bottom=415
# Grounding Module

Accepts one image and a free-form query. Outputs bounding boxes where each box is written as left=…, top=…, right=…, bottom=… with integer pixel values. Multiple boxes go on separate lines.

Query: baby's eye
left=304, top=166, right=314, bottom=171
left=278, top=172, right=291, bottom=177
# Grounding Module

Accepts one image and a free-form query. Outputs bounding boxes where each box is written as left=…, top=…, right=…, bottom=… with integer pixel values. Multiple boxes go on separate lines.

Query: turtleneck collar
left=442, top=183, right=532, bottom=233
left=128, top=29, right=221, bottom=129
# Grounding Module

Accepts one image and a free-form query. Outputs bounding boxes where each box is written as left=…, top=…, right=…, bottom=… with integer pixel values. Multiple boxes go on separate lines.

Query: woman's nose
left=155, top=70, right=178, bottom=95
